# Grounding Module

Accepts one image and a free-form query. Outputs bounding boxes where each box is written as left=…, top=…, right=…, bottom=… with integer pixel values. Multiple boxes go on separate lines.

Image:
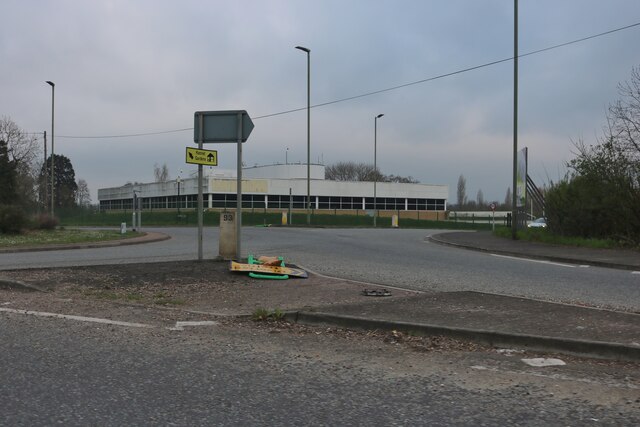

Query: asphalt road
left=1, top=227, right=638, bottom=311
left=2, top=227, right=639, bottom=425
left=2, top=309, right=638, bottom=426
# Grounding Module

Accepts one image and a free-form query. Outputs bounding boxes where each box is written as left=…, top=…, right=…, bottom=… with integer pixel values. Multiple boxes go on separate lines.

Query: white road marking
left=0, top=307, right=152, bottom=328
left=491, top=254, right=576, bottom=268
left=299, top=265, right=424, bottom=294
left=168, top=320, right=219, bottom=331
left=496, top=349, right=525, bottom=356
left=632, top=271, right=640, bottom=275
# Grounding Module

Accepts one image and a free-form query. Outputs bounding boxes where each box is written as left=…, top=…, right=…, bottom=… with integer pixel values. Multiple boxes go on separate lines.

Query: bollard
left=219, top=212, right=237, bottom=260
left=120, top=222, right=127, bottom=234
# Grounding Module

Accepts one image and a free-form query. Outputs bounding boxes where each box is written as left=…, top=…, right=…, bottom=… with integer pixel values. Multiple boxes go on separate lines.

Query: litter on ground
left=521, top=358, right=566, bottom=367
left=362, top=289, right=392, bottom=297
left=229, top=255, right=308, bottom=279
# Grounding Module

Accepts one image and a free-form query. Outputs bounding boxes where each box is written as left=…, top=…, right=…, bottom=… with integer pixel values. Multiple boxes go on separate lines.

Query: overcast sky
left=2, top=0, right=640, bottom=203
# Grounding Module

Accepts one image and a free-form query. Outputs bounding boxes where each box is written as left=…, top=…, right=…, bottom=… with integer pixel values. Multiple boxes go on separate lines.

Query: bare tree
left=325, top=161, right=415, bottom=183
left=325, top=162, right=380, bottom=181
left=607, top=65, right=640, bottom=167
left=76, top=179, right=91, bottom=207
left=386, top=174, right=419, bottom=184
left=325, top=162, right=358, bottom=181
left=355, top=163, right=384, bottom=181
left=154, top=163, right=170, bottom=182
left=0, top=116, right=40, bottom=168
left=545, top=66, right=640, bottom=243
left=456, top=175, right=467, bottom=207
left=0, top=117, right=41, bottom=207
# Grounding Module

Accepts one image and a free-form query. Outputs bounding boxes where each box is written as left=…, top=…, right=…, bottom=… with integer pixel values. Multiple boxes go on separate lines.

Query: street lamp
left=46, top=81, right=55, bottom=216
left=373, top=113, right=384, bottom=227
left=295, top=45, right=311, bottom=225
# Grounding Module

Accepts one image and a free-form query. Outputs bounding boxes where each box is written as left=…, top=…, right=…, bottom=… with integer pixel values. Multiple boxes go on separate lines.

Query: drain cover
left=362, top=289, right=392, bottom=297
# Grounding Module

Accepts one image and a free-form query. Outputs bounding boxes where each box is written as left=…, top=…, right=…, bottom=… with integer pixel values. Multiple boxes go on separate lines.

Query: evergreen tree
left=503, top=187, right=512, bottom=209
left=39, top=154, right=78, bottom=208
left=456, top=175, right=467, bottom=208
left=0, top=140, right=18, bottom=205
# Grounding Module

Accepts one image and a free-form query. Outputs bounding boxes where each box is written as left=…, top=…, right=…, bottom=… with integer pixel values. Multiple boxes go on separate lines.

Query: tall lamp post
left=295, top=45, right=311, bottom=225
left=373, top=113, right=384, bottom=227
left=46, top=81, right=55, bottom=216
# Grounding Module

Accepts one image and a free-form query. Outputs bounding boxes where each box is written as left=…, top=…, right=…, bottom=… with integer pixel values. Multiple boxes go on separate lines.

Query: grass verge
left=56, top=209, right=496, bottom=230
left=0, top=229, right=143, bottom=248
left=493, top=227, right=624, bottom=249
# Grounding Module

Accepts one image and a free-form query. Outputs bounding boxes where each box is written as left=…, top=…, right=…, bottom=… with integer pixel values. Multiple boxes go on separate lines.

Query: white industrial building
left=98, top=164, right=449, bottom=218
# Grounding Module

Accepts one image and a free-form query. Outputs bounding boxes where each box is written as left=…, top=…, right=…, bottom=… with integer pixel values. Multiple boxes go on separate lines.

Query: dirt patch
left=0, top=260, right=418, bottom=315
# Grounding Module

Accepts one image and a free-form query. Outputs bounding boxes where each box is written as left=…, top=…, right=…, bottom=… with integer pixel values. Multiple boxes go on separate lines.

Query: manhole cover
left=362, top=289, right=392, bottom=297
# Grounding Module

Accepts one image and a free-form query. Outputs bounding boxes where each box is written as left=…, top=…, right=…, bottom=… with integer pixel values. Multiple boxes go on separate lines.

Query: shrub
left=546, top=173, right=639, bottom=245
left=251, top=308, right=286, bottom=321
left=0, top=205, right=27, bottom=234
left=252, top=308, right=270, bottom=321
left=35, top=213, right=59, bottom=230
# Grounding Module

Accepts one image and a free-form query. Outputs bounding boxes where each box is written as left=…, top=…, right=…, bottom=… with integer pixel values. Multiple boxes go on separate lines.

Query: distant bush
left=34, top=214, right=59, bottom=230
left=0, top=205, right=27, bottom=234
left=546, top=173, right=639, bottom=247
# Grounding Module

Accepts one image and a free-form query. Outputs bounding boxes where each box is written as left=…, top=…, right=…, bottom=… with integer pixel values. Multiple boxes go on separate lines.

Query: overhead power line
left=58, top=127, right=193, bottom=139
left=57, top=21, right=640, bottom=139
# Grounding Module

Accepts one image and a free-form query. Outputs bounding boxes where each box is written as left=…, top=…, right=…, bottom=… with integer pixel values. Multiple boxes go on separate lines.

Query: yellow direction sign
left=186, top=147, right=218, bottom=166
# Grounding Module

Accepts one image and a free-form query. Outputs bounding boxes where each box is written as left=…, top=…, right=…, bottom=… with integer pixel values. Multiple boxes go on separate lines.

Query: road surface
left=1, top=227, right=638, bottom=311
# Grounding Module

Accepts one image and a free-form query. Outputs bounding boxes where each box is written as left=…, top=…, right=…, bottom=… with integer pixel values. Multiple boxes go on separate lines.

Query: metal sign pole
left=198, top=113, right=204, bottom=261
left=137, top=194, right=142, bottom=230
left=193, top=110, right=254, bottom=261
left=236, top=112, right=243, bottom=261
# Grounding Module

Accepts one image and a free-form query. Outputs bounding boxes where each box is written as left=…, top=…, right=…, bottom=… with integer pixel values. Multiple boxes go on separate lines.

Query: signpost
left=490, top=202, right=497, bottom=231
left=193, top=110, right=254, bottom=261
left=193, top=110, right=254, bottom=142
left=185, top=147, right=218, bottom=166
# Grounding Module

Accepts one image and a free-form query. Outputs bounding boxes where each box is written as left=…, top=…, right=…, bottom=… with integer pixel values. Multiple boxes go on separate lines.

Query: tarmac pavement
left=2, top=229, right=639, bottom=362
left=286, top=231, right=640, bottom=362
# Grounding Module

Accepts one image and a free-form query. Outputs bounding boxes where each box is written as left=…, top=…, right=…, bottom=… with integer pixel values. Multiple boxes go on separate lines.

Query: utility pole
left=46, top=81, right=55, bottom=216
left=511, top=0, right=519, bottom=239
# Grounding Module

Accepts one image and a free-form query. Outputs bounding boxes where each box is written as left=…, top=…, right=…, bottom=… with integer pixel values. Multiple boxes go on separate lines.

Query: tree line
left=545, top=65, right=640, bottom=245
left=325, top=161, right=418, bottom=183
left=454, top=174, right=512, bottom=211
left=0, top=117, right=90, bottom=233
